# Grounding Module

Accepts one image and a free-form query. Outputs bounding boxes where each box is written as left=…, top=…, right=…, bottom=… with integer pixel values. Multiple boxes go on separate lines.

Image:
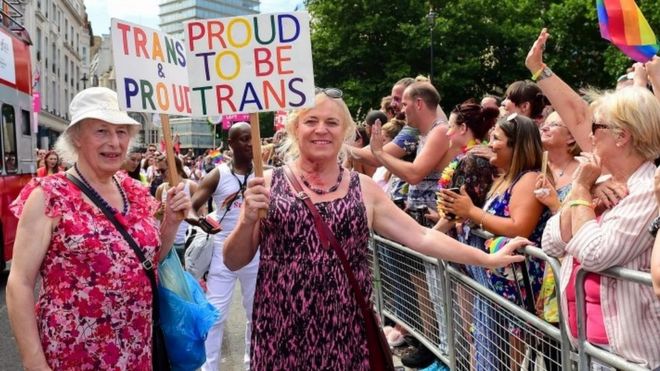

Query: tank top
left=211, top=162, right=254, bottom=240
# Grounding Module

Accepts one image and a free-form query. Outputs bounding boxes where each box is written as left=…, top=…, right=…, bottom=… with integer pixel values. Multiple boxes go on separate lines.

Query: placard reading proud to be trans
left=184, top=12, right=315, bottom=116
left=111, top=18, right=191, bottom=115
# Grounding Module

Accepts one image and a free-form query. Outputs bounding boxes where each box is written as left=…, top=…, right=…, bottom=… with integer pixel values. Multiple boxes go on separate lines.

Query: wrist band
left=567, top=199, right=594, bottom=209
left=531, top=64, right=546, bottom=81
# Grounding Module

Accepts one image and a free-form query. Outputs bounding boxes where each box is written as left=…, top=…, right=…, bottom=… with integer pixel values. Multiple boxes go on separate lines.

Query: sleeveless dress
left=251, top=167, right=371, bottom=370
left=10, top=172, right=160, bottom=370
left=459, top=170, right=550, bottom=371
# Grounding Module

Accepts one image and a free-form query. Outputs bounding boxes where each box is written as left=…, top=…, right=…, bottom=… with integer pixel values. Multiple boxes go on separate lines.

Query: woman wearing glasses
left=223, top=88, right=531, bottom=370
left=541, top=87, right=660, bottom=368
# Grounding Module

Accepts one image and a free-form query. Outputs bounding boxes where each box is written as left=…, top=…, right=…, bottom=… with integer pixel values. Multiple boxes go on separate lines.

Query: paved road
left=0, top=271, right=22, bottom=371
left=0, top=271, right=248, bottom=371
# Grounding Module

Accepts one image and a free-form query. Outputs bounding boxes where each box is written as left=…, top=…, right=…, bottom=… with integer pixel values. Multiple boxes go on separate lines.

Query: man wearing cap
left=6, top=87, right=191, bottom=370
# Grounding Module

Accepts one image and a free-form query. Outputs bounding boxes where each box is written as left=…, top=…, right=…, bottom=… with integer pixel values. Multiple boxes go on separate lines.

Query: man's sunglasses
left=315, top=87, right=343, bottom=99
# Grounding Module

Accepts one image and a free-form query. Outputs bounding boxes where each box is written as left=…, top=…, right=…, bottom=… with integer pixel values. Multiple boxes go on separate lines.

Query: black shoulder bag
left=283, top=166, right=395, bottom=371
left=66, top=174, right=171, bottom=371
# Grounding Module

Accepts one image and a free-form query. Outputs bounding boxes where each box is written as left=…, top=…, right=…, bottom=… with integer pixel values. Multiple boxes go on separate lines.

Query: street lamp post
left=426, top=7, right=437, bottom=83
left=81, top=73, right=88, bottom=89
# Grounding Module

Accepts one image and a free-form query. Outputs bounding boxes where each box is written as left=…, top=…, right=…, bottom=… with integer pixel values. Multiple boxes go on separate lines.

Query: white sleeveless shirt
left=211, top=162, right=254, bottom=240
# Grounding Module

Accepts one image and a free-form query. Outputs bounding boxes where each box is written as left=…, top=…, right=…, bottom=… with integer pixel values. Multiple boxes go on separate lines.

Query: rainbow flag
left=208, top=149, right=223, bottom=164
left=597, top=0, right=658, bottom=62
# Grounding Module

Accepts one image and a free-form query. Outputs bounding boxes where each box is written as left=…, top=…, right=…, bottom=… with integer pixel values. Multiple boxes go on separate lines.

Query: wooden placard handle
left=159, top=114, right=185, bottom=218
left=249, top=113, right=266, bottom=218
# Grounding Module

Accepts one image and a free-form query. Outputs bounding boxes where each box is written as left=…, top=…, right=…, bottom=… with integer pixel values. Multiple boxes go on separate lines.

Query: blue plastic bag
left=158, top=249, right=219, bottom=371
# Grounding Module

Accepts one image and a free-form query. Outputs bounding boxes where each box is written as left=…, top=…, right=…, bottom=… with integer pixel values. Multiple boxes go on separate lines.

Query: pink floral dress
left=11, top=172, right=161, bottom=370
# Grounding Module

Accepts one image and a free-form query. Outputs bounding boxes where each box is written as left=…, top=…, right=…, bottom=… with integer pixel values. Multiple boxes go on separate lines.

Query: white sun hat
left=67, top=87, right=140, bottom=130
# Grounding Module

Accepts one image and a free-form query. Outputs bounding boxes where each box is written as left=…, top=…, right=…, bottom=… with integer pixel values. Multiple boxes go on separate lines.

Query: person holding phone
left=432, top=101, right=499, bottom=233
left=187, top=122, right=258, bottom=371
left=438, top=114, right=550, bottom=370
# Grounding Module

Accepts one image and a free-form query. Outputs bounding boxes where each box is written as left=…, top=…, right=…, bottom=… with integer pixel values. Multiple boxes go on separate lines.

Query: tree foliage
left=305, top=0, right=660, bottom=118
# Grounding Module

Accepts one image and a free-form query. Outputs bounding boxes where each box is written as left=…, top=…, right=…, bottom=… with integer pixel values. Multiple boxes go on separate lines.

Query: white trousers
left=201, top=242, right=259, bottom=371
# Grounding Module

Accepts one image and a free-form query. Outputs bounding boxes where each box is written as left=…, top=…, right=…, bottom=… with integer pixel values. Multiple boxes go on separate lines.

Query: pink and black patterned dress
left=11, top=172, right=160, bottom=370
left=251, top=167, right=372, bottom=370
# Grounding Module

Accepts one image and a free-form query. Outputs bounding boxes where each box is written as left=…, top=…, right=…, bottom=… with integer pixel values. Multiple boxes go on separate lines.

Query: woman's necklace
left=300, top=163, right=343, bottom=195
left=74, top=163, right=129, bottom=218
left=438, top=139, right=484, bottom=189
left=552, top=160, right=571, bottom=177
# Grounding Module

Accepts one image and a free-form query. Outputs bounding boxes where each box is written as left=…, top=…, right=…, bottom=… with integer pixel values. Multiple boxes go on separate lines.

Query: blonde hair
left=277, top=93, right=356, bottom=163
left=589, top=87, right=660, bottom=161
left=54, top=120, right=140, bottom=164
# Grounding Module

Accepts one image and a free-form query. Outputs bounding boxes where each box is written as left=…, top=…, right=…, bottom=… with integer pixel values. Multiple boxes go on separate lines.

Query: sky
left=84, top=0, right=302, bottom=35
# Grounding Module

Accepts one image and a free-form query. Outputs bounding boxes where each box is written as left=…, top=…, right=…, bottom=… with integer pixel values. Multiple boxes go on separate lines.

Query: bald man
left=190, top=122, right=258, bottom=371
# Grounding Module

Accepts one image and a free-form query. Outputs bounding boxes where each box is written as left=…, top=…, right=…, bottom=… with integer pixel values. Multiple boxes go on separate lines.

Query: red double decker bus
left=0, top=3, right=36, bottom=271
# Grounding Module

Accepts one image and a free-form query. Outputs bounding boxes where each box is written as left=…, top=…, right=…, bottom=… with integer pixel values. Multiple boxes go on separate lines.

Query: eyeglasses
left=540, top=121, right=565, bottom=131
left=591, top=122, right=611, bottom=134
left=315, top=87, right=343, bottom=99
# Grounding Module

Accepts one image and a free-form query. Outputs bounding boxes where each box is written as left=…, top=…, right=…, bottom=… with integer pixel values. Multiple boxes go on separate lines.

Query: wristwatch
left=536, top=66, right=554, bottom=81
left=648, top=215, right=660, bottom=237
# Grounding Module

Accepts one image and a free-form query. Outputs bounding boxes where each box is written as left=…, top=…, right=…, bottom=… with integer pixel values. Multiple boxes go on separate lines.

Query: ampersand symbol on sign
left=157, top=63, right=165, bottom=78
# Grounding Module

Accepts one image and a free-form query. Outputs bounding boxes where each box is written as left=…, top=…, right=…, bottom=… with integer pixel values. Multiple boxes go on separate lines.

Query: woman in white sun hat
left=6, top=87, right=191, bottom=370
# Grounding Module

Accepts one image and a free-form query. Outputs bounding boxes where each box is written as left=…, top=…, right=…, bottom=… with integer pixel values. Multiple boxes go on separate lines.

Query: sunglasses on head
left=315, top=87, right=343, bottom=99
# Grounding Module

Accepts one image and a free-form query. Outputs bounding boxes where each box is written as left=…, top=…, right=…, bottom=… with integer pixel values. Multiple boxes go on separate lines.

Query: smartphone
left=199, top=215, right=222, bottom=234
left=444, top=187, right=460, bottom=220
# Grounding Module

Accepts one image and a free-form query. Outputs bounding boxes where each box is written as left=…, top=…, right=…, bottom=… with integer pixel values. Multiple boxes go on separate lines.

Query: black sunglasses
left=591, top=121, right=610, bottom=134
left=315, top=87, right=343, bottom=99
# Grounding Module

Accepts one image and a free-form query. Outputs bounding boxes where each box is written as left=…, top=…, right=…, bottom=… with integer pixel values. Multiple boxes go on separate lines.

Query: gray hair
left=54, top=120, right=140, bottom=164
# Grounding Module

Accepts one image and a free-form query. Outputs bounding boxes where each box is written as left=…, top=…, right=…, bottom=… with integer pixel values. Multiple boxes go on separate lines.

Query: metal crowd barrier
left=575, top=267, right=654, bottom=371
left=370, top=232, right=657, bottom=371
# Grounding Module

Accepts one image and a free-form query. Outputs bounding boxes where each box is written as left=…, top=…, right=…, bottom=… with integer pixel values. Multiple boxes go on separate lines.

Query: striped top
left=542, top=161, right=660, bottom=369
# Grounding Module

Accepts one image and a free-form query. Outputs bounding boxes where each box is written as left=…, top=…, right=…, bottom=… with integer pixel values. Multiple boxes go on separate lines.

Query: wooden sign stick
left=249, top=113, right=266, bottom=218
left=160, top=113, right=185, bottom=218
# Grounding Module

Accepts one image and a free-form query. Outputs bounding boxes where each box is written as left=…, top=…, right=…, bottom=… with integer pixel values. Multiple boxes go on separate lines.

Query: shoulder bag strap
left=66, top=173, right=161, bottom=319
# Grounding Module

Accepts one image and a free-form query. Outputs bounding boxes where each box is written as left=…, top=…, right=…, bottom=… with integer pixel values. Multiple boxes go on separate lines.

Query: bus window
left=21, top=108, right=31, bottom=135
left=1, top=104, right=18, bottom=173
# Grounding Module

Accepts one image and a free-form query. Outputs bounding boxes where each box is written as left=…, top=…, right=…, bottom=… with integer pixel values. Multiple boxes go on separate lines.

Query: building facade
left=21, top=0, right=91, bottom=150
left=159, top=0, right=260, bottom=40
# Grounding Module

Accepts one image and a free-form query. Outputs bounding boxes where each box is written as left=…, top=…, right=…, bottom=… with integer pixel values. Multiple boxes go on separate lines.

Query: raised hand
left=526, top=28, right=550, bottom=75
left=369, top=119, right=385, bottom=157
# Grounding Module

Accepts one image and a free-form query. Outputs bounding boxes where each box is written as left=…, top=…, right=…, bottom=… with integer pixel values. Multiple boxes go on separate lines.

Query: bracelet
left=567, top=199, right=594, bottom=209
left=531, top=64, right=546, bottom=81
left=479, top=209, right=487, bottom=230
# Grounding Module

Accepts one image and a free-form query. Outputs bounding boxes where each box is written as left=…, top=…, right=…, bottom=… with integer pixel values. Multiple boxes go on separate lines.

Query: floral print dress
left=459, top=171, right=550, bottom=371
left=10, top=172, right=161, bottom=370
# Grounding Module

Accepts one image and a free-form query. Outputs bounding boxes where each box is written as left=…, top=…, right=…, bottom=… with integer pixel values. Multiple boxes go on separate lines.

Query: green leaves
left=305, top=0, right=660, bottom=115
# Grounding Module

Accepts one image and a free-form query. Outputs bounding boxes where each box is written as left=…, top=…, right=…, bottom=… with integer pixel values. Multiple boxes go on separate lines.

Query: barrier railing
left=575, top=267, right=654, bottom=371
left=370, top=232, right=656, bottom=371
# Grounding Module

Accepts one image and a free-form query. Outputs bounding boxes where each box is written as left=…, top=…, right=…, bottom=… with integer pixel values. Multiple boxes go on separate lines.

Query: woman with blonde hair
left=542, top=87, right=660, bottom=368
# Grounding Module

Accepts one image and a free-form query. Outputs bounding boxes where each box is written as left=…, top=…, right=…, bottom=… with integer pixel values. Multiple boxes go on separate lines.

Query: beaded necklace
left=74, top=163, right=129, bottom=225
left=300, top=163, right=343, bottom=195
left=438, top=139, right=484, bottom=189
